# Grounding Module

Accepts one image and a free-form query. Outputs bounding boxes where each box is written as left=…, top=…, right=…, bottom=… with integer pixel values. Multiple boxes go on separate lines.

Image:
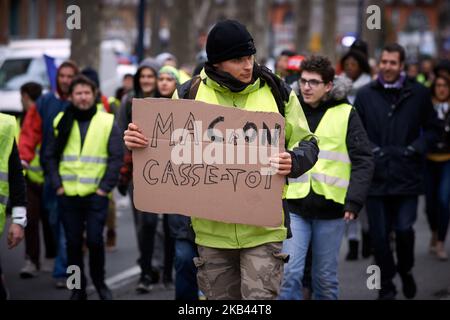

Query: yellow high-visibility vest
left=53, top=110, right=114, bottom=196
left=0, top=113, right=17, bottom=234
left=285, top=103, right=352, bottom=204
left=191, top=72, right=285, bottom=249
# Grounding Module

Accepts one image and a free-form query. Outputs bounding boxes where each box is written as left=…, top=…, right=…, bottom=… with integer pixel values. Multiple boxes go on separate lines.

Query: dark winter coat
left=354, top=77, right=439, bottom=196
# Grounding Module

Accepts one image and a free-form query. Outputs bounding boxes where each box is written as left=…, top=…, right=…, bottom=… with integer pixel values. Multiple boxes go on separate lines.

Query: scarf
left=377, top=71, right=406, bottom=89
left=204, top=62, right=288, bottom=116
left=54, top=104, right=97, bottom=160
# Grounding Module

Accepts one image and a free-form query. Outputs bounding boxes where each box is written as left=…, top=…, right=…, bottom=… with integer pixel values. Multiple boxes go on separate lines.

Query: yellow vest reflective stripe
left=286, top=103, right=352, bottom=204
left=0, top=113, right=16, bottom=234
left=53, top=111, right=114, bottom=197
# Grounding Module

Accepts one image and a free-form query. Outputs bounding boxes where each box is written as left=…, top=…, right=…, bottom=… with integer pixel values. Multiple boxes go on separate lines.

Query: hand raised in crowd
left=344, top=211, right=356, bottom=221
left=56, top=187, right=65, bottom=196
left=124, top=123, right=149, bottom=150
left=269, top=152, right=292, bottom=176
left=96, top=189, right=108, bottom=197
left=21, top=160, right=29, bottom=170
left=7, top=224, right=25, bottom=249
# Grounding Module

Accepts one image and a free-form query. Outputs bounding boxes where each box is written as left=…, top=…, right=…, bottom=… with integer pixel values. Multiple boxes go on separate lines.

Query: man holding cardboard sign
left=124, top=20, right=318, bottom=300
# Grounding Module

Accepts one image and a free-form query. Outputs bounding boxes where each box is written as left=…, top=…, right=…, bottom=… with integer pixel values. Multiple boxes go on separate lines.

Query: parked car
left=0, top=39, right=136, bottom=114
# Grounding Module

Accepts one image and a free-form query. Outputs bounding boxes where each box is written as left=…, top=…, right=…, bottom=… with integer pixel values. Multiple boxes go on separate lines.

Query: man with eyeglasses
left=279, top=55, right=374, bottom=300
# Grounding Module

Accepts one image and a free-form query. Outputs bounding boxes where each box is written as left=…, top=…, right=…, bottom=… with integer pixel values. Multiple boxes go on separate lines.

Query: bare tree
left=193, top=0, right=213, bottom=32
left=70, top=1, right=102, bottom=70
left=165, top=0, right=271, bottom=65
left=168, top=0, right=196, bottom=66
left=252, top=0, right=270, bottom=60
left=322, top=0, right=337, bottom=65
left=225, top=0, right=239, bottom=20
left=226, top=0, right=270, bottom=60
left=149, top=0, right=163, bottom=56
left=294, top=0, right=312, bottom=55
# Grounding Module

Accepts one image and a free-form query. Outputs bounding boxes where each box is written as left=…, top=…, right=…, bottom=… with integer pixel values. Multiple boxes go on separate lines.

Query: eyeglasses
left=299, top=78, right=325, bottom=88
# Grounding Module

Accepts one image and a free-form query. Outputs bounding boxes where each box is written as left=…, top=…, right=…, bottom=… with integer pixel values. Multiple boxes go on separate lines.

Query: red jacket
left=18, top=104, right=42, bottom=163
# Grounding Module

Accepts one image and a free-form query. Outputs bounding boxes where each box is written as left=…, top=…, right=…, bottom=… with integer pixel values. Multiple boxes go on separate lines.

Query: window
left=0, top=58, right=32, bottom=89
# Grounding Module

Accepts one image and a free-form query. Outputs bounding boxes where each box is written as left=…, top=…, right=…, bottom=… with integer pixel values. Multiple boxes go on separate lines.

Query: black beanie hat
left=206, top=20, right=256, bottom=64
left=340, top=49, right=371, bottom=75
left=350, top=39, right=369, bottom=58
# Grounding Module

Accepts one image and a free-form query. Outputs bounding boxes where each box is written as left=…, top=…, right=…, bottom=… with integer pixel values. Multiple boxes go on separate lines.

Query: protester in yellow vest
left=80, top=67, right=120, bottom=253
left=279, top=56, right=374, bottom=300
left=44, top=75, right=123, bottom=300
left=124, top=20, right=319, bottom=300
left=0, top=113, right=27, bottom=300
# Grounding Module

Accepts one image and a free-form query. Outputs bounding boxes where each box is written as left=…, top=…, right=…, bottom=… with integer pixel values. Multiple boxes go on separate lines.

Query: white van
left=0, top=39, right=70, bottom=113
left=0, top=39, right=136, bottom=114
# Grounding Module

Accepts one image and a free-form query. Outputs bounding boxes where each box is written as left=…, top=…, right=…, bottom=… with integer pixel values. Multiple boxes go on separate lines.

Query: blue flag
left=44, top=54, right=57, bottom=92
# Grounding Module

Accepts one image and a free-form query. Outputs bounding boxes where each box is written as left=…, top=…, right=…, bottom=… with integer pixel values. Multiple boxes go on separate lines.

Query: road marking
left=87, top=265, right=140, bottom=293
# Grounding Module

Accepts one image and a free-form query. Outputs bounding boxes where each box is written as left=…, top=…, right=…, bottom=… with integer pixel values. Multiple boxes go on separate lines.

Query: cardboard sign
left=132, top=98, right=285, bottom=227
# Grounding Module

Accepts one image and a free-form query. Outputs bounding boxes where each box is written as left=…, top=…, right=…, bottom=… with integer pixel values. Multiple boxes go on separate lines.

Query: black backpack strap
left=178, top=75, right=202, bottom=100
left=258, top=65, right=291, bottom=117
left=188, top=75, right=202, bottom=100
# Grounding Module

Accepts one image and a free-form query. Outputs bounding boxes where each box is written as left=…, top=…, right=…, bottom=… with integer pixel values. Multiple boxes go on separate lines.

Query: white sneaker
left=20, top=260, right=39, bottom=279
left=55, top=278, right=67, bottom=289
left=40, top=258, right=55, bottom=273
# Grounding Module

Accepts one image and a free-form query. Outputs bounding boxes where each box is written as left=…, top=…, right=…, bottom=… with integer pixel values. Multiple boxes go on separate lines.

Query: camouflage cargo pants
left=193, top=242, right=289, bottom=300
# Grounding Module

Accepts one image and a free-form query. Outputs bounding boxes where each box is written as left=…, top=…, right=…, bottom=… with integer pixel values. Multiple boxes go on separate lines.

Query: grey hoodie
left=119, top=58, right=162, bottom=133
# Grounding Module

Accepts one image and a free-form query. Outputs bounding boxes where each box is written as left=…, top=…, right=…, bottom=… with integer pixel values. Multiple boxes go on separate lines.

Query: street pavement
left=1, top=192, right=449, bottom=300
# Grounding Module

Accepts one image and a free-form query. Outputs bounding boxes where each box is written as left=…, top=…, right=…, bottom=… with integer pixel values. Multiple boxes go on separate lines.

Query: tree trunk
left=294, top=0, right=312, bottom=55
left=252, top=0, right=269, bottom=60
left=168, top=0, right=195, bottom=66
left=322, top=0, right=337, bottom=65
left=149, top=0, right=163, bottom=56
left=70, top=0, right=102, bottom=70
left=227, top=0, right=270, bottom=60
left=225, top=0, right=239, bottom=20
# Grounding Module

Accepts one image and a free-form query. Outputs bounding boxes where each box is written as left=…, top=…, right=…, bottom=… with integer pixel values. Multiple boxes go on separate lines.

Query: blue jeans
left=43, top=181, right=67, bottom=279
left=175, top=239, right=198, bottom=300
left=279, top=213, right=345, bottom=300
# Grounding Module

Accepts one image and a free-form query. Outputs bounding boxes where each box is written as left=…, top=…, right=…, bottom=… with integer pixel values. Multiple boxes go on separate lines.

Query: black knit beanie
left=206, top=20, right=256, bottom=64
left=81, top=67, right=100, bottom=89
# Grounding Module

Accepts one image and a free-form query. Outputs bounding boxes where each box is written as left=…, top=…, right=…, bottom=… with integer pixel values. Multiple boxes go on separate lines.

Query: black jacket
left=354, top=78, right=439, bottom=195
left=9, top=141, right=27, bottom=209
left=428, top=101, right=450, bottom=155
left=289, top=81, right=374, bottom=220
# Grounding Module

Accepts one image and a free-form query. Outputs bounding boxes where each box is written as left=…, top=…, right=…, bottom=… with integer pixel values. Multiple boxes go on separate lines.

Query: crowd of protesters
left=1, top=18, right=450, bottom=301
